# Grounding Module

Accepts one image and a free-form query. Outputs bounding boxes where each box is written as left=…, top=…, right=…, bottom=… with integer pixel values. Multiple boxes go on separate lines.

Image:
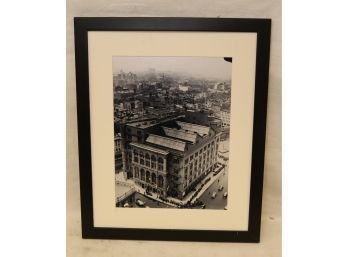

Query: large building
left=219, top=111, right=230, bottom=127
left=114, top=133, right=123, bottom=171
left=119, top=116, right=221, bottom=199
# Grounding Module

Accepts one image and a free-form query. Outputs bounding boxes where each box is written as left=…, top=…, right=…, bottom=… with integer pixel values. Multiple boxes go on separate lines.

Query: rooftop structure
left=176, top=121, right=210, bottom=137
left=162, top=126, right=198, bottom=144
left=146, top=134, right=186, bottom=152
left=130, top=142, right=169, bottom=155
left=127, top=119, right=158, bottom=129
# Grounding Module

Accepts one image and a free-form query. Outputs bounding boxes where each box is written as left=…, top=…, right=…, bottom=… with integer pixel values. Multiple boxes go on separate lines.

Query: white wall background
left=66, top=1, right=281, bottom=256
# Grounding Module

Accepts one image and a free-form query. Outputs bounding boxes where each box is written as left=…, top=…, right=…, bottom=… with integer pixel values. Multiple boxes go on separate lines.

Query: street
left=133, top=192, right=174, bottom=208
left=197, top=136, right=230, bottom=209
left=196, top=169, right=228, bottom=209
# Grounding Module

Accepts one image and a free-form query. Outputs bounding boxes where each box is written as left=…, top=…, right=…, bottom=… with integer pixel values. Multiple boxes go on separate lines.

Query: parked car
left=136, top=199, right=145, bottom=207
left=218, top=185, right=224, bottom=191
left=223, top=192, right=228, bottom=198
left=211, top=192, right=217, bottom=199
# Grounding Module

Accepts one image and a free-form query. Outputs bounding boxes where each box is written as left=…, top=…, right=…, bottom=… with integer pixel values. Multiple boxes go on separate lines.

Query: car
left=136, top=199, right=145, bottom=207
left=223, top=192, right=228, bottom=198
left=218, top=185, right=224, bottom=191
left=211, top=192, right=217, bottom=199
left=224, top=206, right=228, bottom=210
left=200, top=204, right=206, bottom=209
left=123, top=202, right=130, bottom=208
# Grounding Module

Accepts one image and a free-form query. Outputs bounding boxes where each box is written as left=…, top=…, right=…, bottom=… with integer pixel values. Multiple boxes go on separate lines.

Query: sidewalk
left=115, top=164, right=225, bottom=207
left=115, top=172, right=178, bottom=207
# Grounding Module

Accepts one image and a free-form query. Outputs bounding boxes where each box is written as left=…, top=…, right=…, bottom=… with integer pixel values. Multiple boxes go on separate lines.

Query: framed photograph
left=74, top=17, right=271, bottom=242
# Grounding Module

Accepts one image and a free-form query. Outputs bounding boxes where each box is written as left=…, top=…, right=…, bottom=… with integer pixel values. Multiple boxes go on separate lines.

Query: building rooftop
left=176, top=121, right=210, bottom=137
left=130, top=142, right=169, bottom=155
left=162, top=126, right=197, bottom=144
left=146, top=134, right=186, bottom=152
left=127, top=119, right=158, bottom=129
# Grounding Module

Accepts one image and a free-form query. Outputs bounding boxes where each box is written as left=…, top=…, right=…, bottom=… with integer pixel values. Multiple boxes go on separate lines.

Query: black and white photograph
left=113, top=56, right=232, bottom=210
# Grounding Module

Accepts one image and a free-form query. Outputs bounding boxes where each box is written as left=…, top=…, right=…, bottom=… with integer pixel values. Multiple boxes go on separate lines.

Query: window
left=173, top=157, right=180, bottom=164
left=190, top=155, right=193, bottom=161
left=158, top=164, right=163, bottom=171
left=158, top=175, right=164, bottom=188
left=145, top=153, right=150, bottom=167
left=184, top=159, right=188, bottom=165
left=151, top=173, right=156, bottom=184
left=134, top=167, right=139, bottom=178
left=199, top=149, right=202, bottom=154
left=158, top=158, right=164, bottom=171
left=133, top=150, right=139, bottom=162
left=140, top=169, right=145, bottom=181
left=139, top=151, right=144, bottom=165
left=151, top=155, right=156, bottom=169
left=195, top=152, right=198, bottom=157
left=146, top=170, right=151, bottom=183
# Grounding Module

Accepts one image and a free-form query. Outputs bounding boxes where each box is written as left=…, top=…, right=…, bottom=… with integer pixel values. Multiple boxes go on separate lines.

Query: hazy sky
left=112, top=56, right=232, bottom=80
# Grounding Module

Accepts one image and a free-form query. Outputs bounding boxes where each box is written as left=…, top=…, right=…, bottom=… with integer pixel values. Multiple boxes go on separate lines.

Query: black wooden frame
left=74, top=17, right=271, bottom=242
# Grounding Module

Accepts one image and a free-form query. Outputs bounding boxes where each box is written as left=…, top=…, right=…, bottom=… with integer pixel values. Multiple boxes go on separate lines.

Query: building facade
left=219, top=111, right=230, bottom=127
left=114, top=133, right=123, bottom=171
left=119, top=117, right=221, bottom=199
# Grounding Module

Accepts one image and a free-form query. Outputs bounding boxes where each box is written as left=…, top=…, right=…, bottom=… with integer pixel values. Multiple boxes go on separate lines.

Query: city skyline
left=112, top=56, right=232, bottom=80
